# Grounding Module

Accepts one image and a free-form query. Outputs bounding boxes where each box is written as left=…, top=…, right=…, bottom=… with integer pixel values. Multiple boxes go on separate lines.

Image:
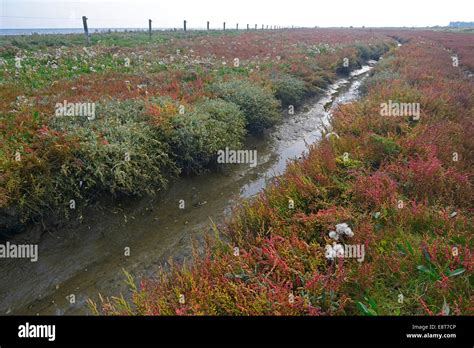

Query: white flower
left=335, top=223, right=354, bottom=238
left=345, top=228, right=354, bottom=238
left=336, top=223, right=349, bottom=235
left=328, top=231, right=339, bottom=241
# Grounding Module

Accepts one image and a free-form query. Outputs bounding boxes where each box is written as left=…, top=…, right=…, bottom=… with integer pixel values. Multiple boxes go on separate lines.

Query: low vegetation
left=0, top=29, right=394, bottom=230
left=92, top=33, right=473, bottom=316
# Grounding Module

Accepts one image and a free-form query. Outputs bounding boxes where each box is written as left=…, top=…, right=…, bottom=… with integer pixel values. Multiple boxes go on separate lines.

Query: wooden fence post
left=82, top=16, right=90, bottom=45
left=148, top=19, right=152, bottom=39
left=223, top=22, right=226, bottom=31
left=184, top=20, right=187, bottom=32
left=207, top=21, right=210, bottom=31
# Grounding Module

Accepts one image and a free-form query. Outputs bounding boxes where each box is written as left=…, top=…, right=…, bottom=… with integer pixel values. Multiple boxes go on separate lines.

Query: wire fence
left=1, top=15, right=295, bottom=31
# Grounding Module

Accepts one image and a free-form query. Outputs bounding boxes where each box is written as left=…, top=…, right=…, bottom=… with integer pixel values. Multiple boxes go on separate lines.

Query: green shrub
left=0, top=131, right=78, bottom=226
left=355, top=44, right=371, bottom=61
left=167, top=98, right=246, bottom=174
left=0, top=45, right=19, bottom=59
left=49, top=99, right=177, bottom=197
left=370, top=134, right=400, bottom=156
left=271, top=74, right=308, bottom=107
left=360, top=60, right=401, bottom=95
left=209, top=79, right=281, bottom=133
left=355, top=42, right=391, bottom=62
left=1, top=99, right=178, bottom=226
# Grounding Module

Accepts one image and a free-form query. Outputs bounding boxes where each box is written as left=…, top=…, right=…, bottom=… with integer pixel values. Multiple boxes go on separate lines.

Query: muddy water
left=0, top=63, right=375, bottom=315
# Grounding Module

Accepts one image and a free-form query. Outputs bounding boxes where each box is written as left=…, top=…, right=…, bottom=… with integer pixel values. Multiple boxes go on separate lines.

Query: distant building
left=449, top=22, right=474, bottom=28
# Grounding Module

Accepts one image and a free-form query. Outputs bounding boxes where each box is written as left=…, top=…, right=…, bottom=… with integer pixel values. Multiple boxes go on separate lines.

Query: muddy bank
left=0, top=62, right=376, bottom=315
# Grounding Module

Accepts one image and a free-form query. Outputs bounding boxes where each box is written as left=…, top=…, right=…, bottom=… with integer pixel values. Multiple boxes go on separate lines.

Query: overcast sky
left=1, top=0, right=473, bottom=29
